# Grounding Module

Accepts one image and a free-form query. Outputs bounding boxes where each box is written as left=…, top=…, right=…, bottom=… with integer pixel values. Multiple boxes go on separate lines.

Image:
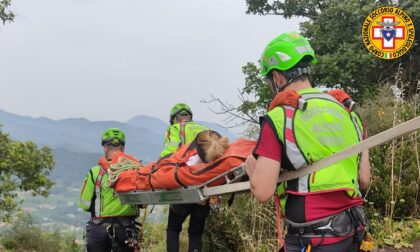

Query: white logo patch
left=276, top=52, right=291, bottom=62
left=295, top=45, right=312, bottom=54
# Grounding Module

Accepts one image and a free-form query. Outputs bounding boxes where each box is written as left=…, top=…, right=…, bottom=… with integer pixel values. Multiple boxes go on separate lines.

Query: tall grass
left=358, top=78, right=420, bottom=247
left=204, top=194, right=277, bottom=251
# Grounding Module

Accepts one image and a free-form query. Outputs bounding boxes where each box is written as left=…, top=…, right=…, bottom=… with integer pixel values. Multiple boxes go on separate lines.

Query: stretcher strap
left=174, top=162, right=187, bottom=187
left=147, top=172, right=154, bottom=191
left=192, top=159, right=223, bottom=175
left=273, top=195, right=284, bottom=249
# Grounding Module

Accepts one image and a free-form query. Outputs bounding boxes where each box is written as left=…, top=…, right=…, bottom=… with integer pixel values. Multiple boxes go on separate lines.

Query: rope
left=273, top=195, right=285, bottom=249
left=108, top=156, right=143, bottom=186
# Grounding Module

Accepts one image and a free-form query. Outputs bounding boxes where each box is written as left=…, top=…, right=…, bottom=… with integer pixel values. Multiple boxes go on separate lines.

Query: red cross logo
left=372, top=16, right=405, bottom=49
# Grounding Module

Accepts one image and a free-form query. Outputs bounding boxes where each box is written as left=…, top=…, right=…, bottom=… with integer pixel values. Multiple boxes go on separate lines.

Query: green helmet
left=101, top=128, right=126, bottom=146
left=169, top=103, right=193, bottom=124
left=259, top=31, right=317, bottom=76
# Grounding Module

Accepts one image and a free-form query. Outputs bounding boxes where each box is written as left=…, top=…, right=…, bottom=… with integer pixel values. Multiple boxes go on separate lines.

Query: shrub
left=0, top=213, right=80, bottom=252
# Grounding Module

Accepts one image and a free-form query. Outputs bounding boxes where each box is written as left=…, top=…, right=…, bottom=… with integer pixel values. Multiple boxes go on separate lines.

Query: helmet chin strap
left=271, top=78, right=292, bottom=93
left=273, top=66, right=311, bottom=93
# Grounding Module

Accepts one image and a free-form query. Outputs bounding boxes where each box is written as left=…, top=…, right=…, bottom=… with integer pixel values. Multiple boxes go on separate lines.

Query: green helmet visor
left=101, top=138, right=125, bottom=146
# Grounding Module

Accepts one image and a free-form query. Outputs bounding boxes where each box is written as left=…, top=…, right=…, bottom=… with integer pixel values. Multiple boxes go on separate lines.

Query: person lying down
left=106, top=130, right=256, bottom=192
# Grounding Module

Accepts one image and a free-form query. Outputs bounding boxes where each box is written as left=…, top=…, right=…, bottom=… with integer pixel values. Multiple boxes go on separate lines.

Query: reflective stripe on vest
left=180, top=124, right=186, bottom=146
left=283, top=106, right=310, bottom=192
left=351, top=113, right=363, bottom=142
left=283, top=106, right=307, bottom=169
left=94, top=167, right=106, bottom=217
left=301, top=92, right=345, bottom=106
left=166, top=140, right=180, bottom=147
left=80, top=199, right=91, bottom=208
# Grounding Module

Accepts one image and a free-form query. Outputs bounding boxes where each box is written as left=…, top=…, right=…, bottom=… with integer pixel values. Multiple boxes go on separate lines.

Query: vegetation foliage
left=0, top=128, right=55, bottom=221
left=0, top=0, right=14, bottom=25
left=0, top=213, right=79, bottom=252
left=245, top=0, right=420, bottom=101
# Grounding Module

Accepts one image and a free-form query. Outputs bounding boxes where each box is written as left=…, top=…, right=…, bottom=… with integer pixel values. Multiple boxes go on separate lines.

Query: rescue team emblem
left=362, top=6, right=415, bottom=60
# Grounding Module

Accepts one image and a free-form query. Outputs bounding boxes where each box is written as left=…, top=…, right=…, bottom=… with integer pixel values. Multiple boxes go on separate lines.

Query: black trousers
left=166, top=203, right=210, bottom=252
left=86, top=220, right=135, bottom=252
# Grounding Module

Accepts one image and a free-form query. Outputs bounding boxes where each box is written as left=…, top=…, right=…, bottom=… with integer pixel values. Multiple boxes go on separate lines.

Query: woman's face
left=175, top=113, right=191, bottom=124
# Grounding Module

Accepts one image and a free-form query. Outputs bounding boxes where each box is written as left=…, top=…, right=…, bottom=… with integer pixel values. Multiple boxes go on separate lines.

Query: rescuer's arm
left=246, top=120, right=282, bottom=203
left=160, top=125, right=181, bottom=157
left=247, top=155, right=280, bottom=203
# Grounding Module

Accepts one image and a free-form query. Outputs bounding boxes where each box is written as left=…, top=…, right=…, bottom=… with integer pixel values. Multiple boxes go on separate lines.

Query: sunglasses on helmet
left=101, top=138, right=124, bottom=146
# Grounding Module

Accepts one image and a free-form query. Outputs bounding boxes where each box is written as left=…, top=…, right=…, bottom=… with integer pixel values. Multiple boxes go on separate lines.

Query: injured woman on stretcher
left=105, top=130, right=256, bottom=193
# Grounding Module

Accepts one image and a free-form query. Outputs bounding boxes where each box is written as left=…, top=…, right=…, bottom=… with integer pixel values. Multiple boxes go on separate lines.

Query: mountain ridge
left=0, top=109, right=237, bottom=160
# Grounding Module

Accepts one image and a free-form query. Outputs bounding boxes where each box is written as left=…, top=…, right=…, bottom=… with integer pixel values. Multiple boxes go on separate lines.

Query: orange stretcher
left=108, top=139, right=256, bottom=205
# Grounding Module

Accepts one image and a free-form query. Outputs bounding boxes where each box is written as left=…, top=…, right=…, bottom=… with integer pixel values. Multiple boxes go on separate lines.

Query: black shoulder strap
left=89, top=169, right=95, bottom=185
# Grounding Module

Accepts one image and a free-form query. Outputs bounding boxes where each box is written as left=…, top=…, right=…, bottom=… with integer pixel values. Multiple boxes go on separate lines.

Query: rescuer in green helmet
left=245, top=32, right=371, bottom=252
left=80, top=128, right=139, bottom=252
left=161, top=103, right=209, bottom=157
left=162, top=103, right=210, bottom=252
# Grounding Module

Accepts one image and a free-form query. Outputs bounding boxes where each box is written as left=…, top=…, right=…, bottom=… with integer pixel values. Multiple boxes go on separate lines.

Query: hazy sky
left=0, top=0, right=302, bottom=125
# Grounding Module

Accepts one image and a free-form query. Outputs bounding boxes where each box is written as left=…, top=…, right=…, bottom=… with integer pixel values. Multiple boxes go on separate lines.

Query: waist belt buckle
left=299, top=227, right=305, bottom=235
left=313, top=219, right=335, bottom=233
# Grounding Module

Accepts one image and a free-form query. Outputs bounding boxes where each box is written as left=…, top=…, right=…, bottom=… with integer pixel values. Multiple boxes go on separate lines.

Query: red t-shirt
left=253, top=120, right=364, bottom=245
left=253, top=122, right=282, bottom=161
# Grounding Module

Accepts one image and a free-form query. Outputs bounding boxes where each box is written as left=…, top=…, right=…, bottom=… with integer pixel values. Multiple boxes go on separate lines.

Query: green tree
left=245, top=0, right=420, bottom=100
left=0, top=127, right=54, bottom=221
left=0, top=0, right=14, bottom=25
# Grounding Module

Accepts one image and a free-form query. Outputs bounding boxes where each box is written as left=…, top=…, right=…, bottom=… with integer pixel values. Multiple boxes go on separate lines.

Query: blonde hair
left=196, top=130, right=229, bottom=163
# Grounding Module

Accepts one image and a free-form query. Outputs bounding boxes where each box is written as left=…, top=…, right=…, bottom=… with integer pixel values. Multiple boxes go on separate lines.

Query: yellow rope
left=107, top=156, right=142, bottom=186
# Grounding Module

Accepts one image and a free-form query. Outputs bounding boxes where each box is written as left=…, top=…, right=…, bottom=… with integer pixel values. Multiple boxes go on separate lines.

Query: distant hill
left=0, top=110, right=237, bottom=160
left=0, top=109, right=162, bottom=160
left=126, top=115, right=168, bottom=134
left=50, top=148, right=100, bottom=191
left=126, top=115, right=237, bottom=141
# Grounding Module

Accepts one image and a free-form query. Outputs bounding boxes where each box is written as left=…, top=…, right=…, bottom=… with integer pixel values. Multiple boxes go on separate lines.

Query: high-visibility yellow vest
left=80, top=164, right=137, bottom=217
left=266, top=88, right=364, bottom=210
left=160, top=121, right=209, bottom=157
